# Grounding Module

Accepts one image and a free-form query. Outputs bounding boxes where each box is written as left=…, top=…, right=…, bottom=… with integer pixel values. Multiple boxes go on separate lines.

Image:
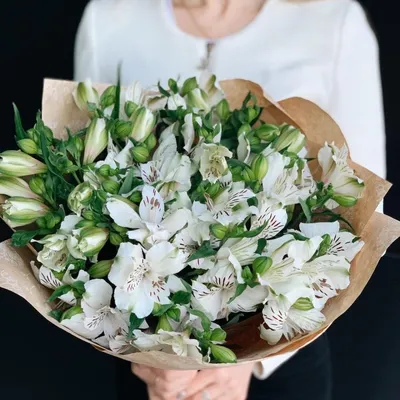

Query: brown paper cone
left=0, top=78, right=399, bottom=370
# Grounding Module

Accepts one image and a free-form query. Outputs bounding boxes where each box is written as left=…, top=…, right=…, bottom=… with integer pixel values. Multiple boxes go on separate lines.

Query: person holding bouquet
left=74, top=0, right=385, bottom=399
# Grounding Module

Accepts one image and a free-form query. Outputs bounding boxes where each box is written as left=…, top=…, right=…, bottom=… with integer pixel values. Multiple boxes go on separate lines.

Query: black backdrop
left=1, top=1, right=399, bottom=399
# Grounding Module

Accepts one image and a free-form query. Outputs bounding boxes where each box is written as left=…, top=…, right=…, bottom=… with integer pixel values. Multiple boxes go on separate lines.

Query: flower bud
left=210, top=344, right=237, bottom=363
left=332, top=194, right=358, bottom=207
left=130, top=107, right=156, bottom=142
left=98, top=164, right=111, bottom=177
left=131, top=145, right=150, bottom=163
left=114, top=120, right=133, bottom=139
left=100, top=85, right=117, bottom=109
left=206, top=183, right=221, bottom=198
left=61, top=306, right=83, bottom=321
left=82, top=210, right=96, bottom=221
left=0, top=150, right=47, bottom=177
left=210, top=328, right=227, bottom=343
left=144, top=133, right=157, bottom=151
left=74, top=136, right=84, bottom=153
left=168, top=78, right=179, bottom=93
left=166, top=307, right=181, bottom=322
left=251, top=154, right=269, bottom=181
left=129, top=191, right=142, bottom=204
left=102, top=179, right=120, bottom=194
left=67, top=182, right=93, bottom=215
left=256, top=124, right=279, bottom=142
left=293, top=297, right=314, bottom=311
left=181, top=77, right=198, bottom=96
left=253, top=256, right=272, bottom=276
left=36, top=217, right=47, bottom=229
left=318, top=234, right=331, bottom=257
left=185, top=88, right=210, bottom=112
left=75, top=219, right=96, bottom=229
left=72, top=79, right=100, bottom=111
left=211, top=223, right=229, bottom=240
left=26, top=128, right=37, bottom=141
left=286, top=204, right=295, bottom=223
left=156, top=314, right=173, bottom=333
left=124, top=101, right=137, bottom=118
left=29, top=176, right=46, bottom=196
left=2, top=197, right=50, bottom=228
left=273, top=125, right=305, bottom=154
left=241, top=166, right=255, bottom=183
left=238, top=124, right=251, bottom=137
left=110, top=232, right=123, bottom=246
left=216, top=99, right=230, bottom=121
left=88, top=259, right=113, bottom=278
left=0, top=176, right=40, bottom=199
left=246, top=107, right=259, bottom=123
left=111, top=223, right=128, bottom=234
left=241, top=266, right=253, bottom=282
left=44, top=212, right=62, bottom=229
left=17, top=138, right=38, bottom=155
left=83, top=118, right=108, bottom=165
left=78, top=226, right=109, bottom=257
left=248, top=135, right=260, bottom=147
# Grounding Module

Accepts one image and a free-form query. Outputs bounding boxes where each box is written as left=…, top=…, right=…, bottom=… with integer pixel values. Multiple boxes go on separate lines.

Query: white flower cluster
left=0, top=74, right=364, bottom=363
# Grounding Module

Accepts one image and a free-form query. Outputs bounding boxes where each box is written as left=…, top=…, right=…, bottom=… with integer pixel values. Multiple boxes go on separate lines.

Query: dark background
left=0, top=1, right=399, bottom=399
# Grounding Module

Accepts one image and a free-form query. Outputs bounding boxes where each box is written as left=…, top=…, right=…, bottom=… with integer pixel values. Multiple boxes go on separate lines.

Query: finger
left=183, top=370, right=218, bottom=398
left=148, top=386, right=162, bottom=400
left=188, top=384, right=228, bottom=400
left=132, top=364, right=159, bottom=386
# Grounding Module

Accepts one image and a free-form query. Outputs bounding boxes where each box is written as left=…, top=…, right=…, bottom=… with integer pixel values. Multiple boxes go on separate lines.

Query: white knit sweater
left=74, top=0, right=386, bottom=379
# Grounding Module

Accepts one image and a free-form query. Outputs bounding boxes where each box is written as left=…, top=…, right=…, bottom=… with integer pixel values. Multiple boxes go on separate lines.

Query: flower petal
left=191, top=281, right=225, bottom=321
left=114, top=285, right=154, bottom=318
left=229, top=285, right=268, bottom=314
left=39, top=266, right=62, bottom=289
left=106, top=197, right=143, bottom=229
left=328, top=232, right=364, bottom=261
left=61, top=313, right=103, bottom=339
left=82, top=279, right=113, bottom=311
left=139, top=185, right=164, bottom=225
left=143, top=274, right=170, bottom=305
left=146, top=241, right=185, bottom=276
left=262, top=297, right=290, bottom=331
left=59, top=215, right=83, bottom=234
left=237, top=133, right=251, bottom=163
left=288, top=307, right=325, bottom=333
left=288, top=237, right=323, bottom=267
left=299, top=221, right=340, bottom=238
left=141, top=161, right=161, bottom=185
left=260, top=323, right=283, bottom=345
left=182, top=113, right=195, bottom=153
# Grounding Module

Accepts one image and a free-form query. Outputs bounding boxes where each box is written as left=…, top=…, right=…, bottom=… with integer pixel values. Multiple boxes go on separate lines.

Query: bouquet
left=0, top=74, right=399, bottom=369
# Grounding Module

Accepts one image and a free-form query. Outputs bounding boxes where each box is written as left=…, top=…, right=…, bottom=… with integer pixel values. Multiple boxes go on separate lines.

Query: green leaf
left=11, top=229, right=51, bottom=247
left=127, top=313, right=145, bottom=338
left=13, top=103, right=27, bottom=140
left=158, top=81, right=171, bottom=97
left=168, top=78, right=179, bottom=94
left=48, top=285, right=72, bottom=303
left=111, top=64, right=122, bottom=120
left=171, top=291, right=191, bottom=305
left=152, top=303, right=174, bottom=317
left=187, top=241, right=217, bottom=263
left=250, top=143, right=270, bottom=154
left=71, top=280, right=86, bottom=297
left=222, top=313, right=244, bottom=328
left=227, top=158, right=250, bottom=170
left=167, top=307, right=181, bottom=322
left=189, top=309, right=211, bottom=331
left=290, top=232, right=308, bottom=241
left=228, top=222, right=267, bottom=239
left=48, top=309, right=64, bottom=322
left=299, top=198, right=312, bottom=223
left=227, top=283, right=247, bottom=304
left=256, top=238, right=267, bottom=254
left=118, top=168, right=137, bottom=195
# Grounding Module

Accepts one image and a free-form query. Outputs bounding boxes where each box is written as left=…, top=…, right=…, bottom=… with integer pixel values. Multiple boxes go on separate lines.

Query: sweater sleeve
left=74, top=1, right=100, bottom=82
left=329, top=1, right=386, bottom=181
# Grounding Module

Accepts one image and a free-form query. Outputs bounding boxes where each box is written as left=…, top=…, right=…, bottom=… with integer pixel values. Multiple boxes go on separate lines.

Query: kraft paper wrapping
left=0, top=78, right=399, bottom=370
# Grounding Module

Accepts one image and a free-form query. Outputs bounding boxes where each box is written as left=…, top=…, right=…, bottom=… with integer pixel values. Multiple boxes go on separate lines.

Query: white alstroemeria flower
left=168, top=93, right=187, bottom=110
left=251, top=195, right=288, bottom=240
left=229, top=285, right=268, bottom=314
left=262, top=152, right=314, bottom=206
left=199, top=143, right=232, bottom=183
left=95, top=135, right=133, bottom=170
left=199, top=72, right=224, bottom=107
left=141, top=124, right=192, bottom=198
left=217, top=238, right=259, bottom=283
left=181, top=113, right=202, bottom=153
left=298, top=221, right=364, bottom=262
left=260, top=287, right=325, bottom=345
left=109, top=242, right=185, bottom=318
left=287, top=237, right=323, bottom=269
left=318, top=143, right=364, bottom=209
left=191, top=265, right=236, bottom=321
left=132, top=330, right=203, bottom=361
left=237, top=133, right=251, bottom=163
left=193, top=183, right=254, bottom=226
left=173, top=225, right=210, bottom=264
left=38, top=265, right=89, bottom=305
left=107, top=186, right=189, bottom=248
left=34, top=234, right=69, bottom=272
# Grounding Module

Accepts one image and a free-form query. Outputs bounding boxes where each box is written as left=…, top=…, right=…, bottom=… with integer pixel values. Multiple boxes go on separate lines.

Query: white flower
left=35, top=234, right=69, bottom=272
left=168, top=93, right=187, bottom=111
left=141, top=124, right=192, bottom=198
left=262, top=152, right=314, bottom=206
left=217, top=238, right=259, bottom=283
left=260, top=289, right=325, bottom=345
left=0, top=150, right=47, bottom=177
left=106, top=186, right=189, bottom=248
left=297, top=221, right=364, bottom=262
left=318, top=143, right=364, bottom=209
left=250, top=195, right=288, bottom=239
left=83, top=118, right=108, bottom=165
left=193, top=183, right=254, bottom=226
left=229, top=285, right=268, bottom=314
left=0, top=176, right=41, bottom=199
left=2, top=197, right=49, bottom=228
left=95, top=135, right=134, bottom=170
left=237, top=133, right=251, bottom=163
left=132, top=330, right=203, bottom=361
left=199, top=143, right=232, bottom=183
left=108, top=242, right=185, bottom=318
left=67, top=182, right=93, bottom=216
left=38, top=265, right=89, bottom=305
left=191, top=265, right=236, bottom=321
left=130, top=107, right=156, bottom=142
left=199, top=72, right=224, bottom=107
left=181, top=113, right=202, bottom=153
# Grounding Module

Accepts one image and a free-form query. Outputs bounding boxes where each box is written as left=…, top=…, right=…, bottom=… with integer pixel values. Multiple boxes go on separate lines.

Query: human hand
left=131, top=364, right=198, bottom=400
left=184, top=363, right=254, bottom=400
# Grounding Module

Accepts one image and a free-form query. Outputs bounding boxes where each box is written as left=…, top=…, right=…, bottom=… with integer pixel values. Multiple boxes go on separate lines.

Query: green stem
left=72, top=171, right=82, bottom=185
